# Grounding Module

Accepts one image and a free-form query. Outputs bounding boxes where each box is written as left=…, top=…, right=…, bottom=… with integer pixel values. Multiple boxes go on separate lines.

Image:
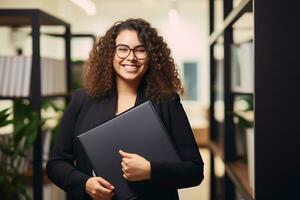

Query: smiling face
left=113, top=29, right=149, bottom=85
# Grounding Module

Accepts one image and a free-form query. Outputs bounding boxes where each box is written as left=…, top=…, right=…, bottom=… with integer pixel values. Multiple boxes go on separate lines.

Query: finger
left=96, top=177, right=114, bottom=190
left=123, top=173, right=129, bottom=180
left=122, top=157, right=130, bottom=165
left=92, top=191, right=107, bottom=200
left=122, top=166, right=128, bottom=174
left=95, top=185, right=113, bottom=196
left=119, top=149, right=133, bottom=158
left=121, top=161, right=126, bottom=168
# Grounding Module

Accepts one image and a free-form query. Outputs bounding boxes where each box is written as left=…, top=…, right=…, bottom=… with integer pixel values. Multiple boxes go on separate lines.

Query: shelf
left=231, top=89, right=253, bottom=95
left=209, top=141, right=224, bottom=160
left=226, top=161, right=254, bottom=200
left=0, top=96, right=30, bottom=100
left=0, top=9, right=71, bottom=200
left=0, top=94, right=71, bottom=100
left=41, top=33, right=95, bottom=39
left=42, top=93, right=71, bottom=99
left=0, top=9, right=70, bottom=27
left=209, top=0, right=252, bottom=45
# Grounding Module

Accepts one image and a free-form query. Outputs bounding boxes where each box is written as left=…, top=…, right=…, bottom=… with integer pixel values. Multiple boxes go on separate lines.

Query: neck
left=115, top=77, right=140, bottom=97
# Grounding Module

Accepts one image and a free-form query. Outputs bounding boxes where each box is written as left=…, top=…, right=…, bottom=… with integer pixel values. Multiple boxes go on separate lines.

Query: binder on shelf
left=0, top=56, right=6, bottom=95
left=231, top=44, right=241, bottom=91
left=15, top=56, right=25, bottom=97
left=1, top=56, right=11, bottom=96
left=22, top=56, right=32, bottom=97
left=240, top=42, right=253, bottom=92
left=231, top=42, right=254, bottom=93
left=0, top=55, right=67, bottom=97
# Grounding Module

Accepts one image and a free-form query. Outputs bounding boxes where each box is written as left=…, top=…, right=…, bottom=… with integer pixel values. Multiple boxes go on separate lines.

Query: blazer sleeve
left=46, top=89, right=91, bottom=198
left=150, top=94, right=204, bottom=189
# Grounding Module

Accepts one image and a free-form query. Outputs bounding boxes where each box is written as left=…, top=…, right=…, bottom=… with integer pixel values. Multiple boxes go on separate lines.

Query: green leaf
left=0, top=119, right=13, bottom=127
left=0, top=107, right=11, bottom=116
left=12, top=176, right=31, bottom=200
left=0, top=108, right=12, bottom=127
left=233, top=112, right=253, bottom=128
left=0, top=143, right=15, bottom=156
left=13, top=123, right=28, bottom=145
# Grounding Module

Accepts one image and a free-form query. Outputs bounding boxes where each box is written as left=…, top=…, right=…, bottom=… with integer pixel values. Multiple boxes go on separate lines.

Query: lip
left=121, top=64, right=141, bottom=72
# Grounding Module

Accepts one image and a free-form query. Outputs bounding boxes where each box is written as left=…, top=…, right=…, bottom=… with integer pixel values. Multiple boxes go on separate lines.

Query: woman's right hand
left=85, top=177, right=115, bottom=200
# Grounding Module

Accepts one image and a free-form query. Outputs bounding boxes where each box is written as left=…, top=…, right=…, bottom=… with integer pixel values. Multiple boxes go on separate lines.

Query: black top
left=46, top=87, right=204, bottom=200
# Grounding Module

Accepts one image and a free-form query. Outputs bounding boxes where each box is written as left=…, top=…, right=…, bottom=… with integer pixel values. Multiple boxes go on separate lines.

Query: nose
left=126, top=49, right=136, bottom=60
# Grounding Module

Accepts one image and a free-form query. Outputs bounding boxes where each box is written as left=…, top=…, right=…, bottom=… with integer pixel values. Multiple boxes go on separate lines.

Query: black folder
left=77, top=100, right=181, bottom=200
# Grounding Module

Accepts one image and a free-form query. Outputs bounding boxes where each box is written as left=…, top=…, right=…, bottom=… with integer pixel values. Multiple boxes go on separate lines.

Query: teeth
left=122, top=65, right=138, bottom=68
left=122, top=65, right=139, bottom=72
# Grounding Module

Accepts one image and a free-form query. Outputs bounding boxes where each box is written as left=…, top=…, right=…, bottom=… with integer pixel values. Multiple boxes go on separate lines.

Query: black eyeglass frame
left=115, top=44, right=147, bottom=60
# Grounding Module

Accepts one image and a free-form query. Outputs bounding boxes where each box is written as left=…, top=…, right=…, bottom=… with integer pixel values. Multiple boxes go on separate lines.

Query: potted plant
left=0, top=99, right=64, bottom=200
left=0, top=102, right=35, bottom=200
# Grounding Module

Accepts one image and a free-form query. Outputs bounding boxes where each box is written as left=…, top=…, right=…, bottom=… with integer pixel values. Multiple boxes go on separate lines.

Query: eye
left=117, top=47, right=129, bottom=52
left=135, top=47, right=146, bottom=53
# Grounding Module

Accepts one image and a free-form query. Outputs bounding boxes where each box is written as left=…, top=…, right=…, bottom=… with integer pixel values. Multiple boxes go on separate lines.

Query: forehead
left=115, top=30, right=143, bottom=47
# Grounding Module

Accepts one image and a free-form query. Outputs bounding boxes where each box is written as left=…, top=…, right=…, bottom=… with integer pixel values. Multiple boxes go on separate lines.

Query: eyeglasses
left=115, top=44, right=147, bottom=60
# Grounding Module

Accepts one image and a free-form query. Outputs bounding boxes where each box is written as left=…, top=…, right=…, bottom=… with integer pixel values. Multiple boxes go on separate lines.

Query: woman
left=47, top=18, right=204, bottom=200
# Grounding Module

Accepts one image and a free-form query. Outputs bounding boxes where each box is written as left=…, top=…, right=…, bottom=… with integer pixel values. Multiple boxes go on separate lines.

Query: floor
left=178, top=148, right=210, bottom=200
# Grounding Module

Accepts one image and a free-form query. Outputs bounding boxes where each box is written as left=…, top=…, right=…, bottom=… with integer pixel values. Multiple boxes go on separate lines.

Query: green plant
left=233, top=95, right=254, bottom=128
left=0, top=102, right=36, bottom=200
left=0, top=99, right=64, bottom=200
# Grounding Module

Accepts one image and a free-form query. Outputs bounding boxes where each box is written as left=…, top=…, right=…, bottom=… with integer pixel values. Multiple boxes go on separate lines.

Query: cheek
left=141, top=62, right=149, bottom=75
left=113, top=55, right=121, bottom=69
left=143, top=59, right=149, bottom=70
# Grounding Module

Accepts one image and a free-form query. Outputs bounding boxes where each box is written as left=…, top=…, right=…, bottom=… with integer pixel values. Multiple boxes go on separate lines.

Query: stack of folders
left=78, top=100, right=181, bottom=200
left=0, top=55, right=67, bottom=97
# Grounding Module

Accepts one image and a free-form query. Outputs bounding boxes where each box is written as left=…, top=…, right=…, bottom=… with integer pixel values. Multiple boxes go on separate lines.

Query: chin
left=118, top=73, right=142, bottom=82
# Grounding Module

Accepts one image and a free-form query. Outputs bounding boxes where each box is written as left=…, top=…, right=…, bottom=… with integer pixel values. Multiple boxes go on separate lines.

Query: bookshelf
left=0, top=9, right=71, bottom=200
left=209, top=0, right=300, bottom=199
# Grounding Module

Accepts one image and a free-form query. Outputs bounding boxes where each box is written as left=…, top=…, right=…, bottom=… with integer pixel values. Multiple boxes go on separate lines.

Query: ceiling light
left=70, top=0, right=96, bottom=16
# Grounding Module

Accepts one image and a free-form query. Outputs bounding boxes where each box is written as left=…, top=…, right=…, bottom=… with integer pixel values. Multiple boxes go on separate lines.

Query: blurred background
left=0, top=0, right=257, bottom=200
left=0, top=1, right=211, bottom=199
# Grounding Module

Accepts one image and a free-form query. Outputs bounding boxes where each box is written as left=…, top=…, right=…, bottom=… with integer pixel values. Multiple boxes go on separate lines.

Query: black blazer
left=46, top=87, right=204, bottom=200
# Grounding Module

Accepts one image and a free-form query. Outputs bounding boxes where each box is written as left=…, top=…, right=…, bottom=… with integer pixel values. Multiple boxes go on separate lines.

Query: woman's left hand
left=119, top=150, right=151, bottom=181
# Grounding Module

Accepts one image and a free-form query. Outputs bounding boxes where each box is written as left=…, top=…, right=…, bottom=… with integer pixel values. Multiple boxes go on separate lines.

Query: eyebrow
left=116, top=44, right=144, bottom=48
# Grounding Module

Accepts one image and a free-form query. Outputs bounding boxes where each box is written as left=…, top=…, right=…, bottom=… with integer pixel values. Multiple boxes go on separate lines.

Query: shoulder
left=71, top=88, right=88, bottom=103
left=154, top=93, right=181, bottom=114
left=158, top=93, right=181, bottom=107
left=69, top=88, right=96, bottom=109
left=70, top=88, right=110, bottom=108
left=72, top=88, right=86, bottom=97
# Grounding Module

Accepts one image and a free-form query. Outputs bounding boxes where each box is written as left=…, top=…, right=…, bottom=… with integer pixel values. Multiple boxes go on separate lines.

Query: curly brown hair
left=83, top=18, right=183, bottom=101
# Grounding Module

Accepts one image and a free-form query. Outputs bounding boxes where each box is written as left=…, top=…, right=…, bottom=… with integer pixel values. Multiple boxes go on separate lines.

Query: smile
left=121, top=64, right=141, bottom=72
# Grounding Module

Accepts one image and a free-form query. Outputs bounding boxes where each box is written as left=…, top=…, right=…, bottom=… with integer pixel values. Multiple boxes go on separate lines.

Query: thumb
left=119, top=149, right=133, bottom=158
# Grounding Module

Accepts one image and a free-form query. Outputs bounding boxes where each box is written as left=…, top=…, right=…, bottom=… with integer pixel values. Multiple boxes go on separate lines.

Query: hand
left=85, top=177, right=115, bottom=200
left=119, top=149, right=151, bottom=181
